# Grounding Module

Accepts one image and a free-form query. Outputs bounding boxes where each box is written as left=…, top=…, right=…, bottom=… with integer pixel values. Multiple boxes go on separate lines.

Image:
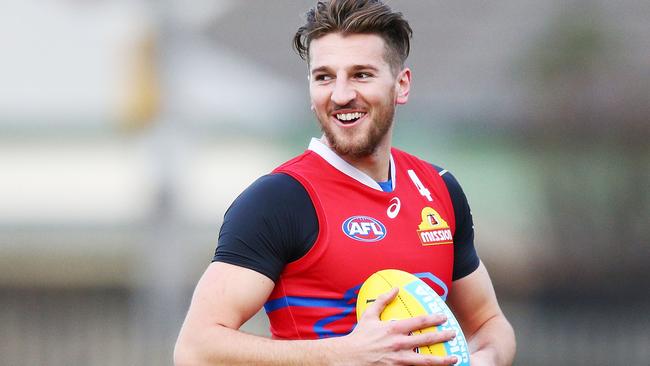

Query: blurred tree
left=522, top=4, right=650, bottom=300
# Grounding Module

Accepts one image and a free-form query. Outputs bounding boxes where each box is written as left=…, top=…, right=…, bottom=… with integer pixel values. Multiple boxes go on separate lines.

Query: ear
left=395, top=68, right=411, bottom=105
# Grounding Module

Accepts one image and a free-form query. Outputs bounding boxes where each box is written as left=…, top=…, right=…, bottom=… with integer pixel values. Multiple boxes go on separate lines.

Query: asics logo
left=386, top=197, right=401, bottom=219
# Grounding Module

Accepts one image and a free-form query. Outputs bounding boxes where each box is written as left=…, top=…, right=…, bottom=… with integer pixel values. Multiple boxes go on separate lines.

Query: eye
left=313, top=74, right=333, bottom=82
left=355, top=72, right=373, bottom=79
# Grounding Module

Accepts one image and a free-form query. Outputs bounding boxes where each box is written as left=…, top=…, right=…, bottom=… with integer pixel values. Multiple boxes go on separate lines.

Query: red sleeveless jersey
left=264, top=139, right=456, bottom=339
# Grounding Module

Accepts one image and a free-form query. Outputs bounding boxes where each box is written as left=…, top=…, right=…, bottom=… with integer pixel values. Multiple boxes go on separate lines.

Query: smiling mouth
left=334, top=112, right=366, bottom=125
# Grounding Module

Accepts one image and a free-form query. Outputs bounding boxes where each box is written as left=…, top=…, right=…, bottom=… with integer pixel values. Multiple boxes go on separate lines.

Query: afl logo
left=342, top=216, right=387, bottom=242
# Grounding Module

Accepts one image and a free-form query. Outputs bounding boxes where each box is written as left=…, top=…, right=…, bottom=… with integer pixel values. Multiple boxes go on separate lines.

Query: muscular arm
left=174, top=262, right=335, bottom=365
left=447, top=261, right=516, bottom=366
left=174, top=262, right=459, bottom=365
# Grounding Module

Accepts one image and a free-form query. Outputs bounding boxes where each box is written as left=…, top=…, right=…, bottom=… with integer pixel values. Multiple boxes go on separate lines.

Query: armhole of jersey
left=274, top=169, right=327, bottom=270
left=430, top=164, right=480, bottom=280
left=431, top=163, right=457, bottom=235
left=213, top=172, right=319, bottom=282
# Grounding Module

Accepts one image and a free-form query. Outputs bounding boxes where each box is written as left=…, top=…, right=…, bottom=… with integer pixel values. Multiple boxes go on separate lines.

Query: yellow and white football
left=356, top=269, right=470, bottom=365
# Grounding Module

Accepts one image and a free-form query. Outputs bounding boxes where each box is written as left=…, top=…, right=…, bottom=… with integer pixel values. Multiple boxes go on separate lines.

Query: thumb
left=361, top=287, right=398, bottom=320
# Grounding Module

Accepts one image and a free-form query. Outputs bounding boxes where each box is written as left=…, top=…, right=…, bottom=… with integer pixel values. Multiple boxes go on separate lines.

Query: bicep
left=185, top=262, right=275, bottom=330
left=447, top=261, right=504, bottom=337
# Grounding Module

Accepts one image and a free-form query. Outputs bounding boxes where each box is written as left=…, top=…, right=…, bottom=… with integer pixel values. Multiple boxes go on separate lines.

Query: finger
left=400, top=351, right=459, bottom=366
left=396, top=330, right=457, bottom=351
left=361, top=287, right=399, bottom=319
left=388, top=313, right=447, bottom=334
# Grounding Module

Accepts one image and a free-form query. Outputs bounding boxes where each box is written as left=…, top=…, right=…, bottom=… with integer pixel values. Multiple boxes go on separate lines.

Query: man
left=174, top=1, right=516, bottom=365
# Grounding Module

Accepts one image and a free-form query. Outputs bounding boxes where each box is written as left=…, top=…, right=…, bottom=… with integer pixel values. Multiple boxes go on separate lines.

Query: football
left=356, top=269, right=470, bottom=365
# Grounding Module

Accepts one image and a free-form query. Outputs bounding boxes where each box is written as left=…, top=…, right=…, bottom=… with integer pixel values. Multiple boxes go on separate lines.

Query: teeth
left=336, top=112, right=364, bottom=121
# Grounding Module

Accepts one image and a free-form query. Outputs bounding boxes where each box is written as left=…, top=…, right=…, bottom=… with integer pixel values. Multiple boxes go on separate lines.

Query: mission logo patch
left=417, top=207, right=453, bottom=246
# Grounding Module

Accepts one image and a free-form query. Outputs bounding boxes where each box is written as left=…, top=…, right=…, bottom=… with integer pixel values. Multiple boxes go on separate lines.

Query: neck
left=321, top=133, right=392, bottom=182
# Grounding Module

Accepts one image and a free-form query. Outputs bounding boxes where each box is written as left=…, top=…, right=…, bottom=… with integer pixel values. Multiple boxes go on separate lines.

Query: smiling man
left=309, top=32, right=400, bottom=163
left=174, top=1, right=516, bottom=365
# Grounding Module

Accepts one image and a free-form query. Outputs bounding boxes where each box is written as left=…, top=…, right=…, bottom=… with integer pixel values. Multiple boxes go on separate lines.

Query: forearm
left=174, top=323, right=343, bottom=366
left=466, top=314, right=516, bottom=366
left=174, top=316, right=458, bottom=366
left=178, top=264, right=459, bottom=365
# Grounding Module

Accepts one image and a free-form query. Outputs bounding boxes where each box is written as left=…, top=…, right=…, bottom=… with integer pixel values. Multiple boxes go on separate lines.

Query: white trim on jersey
left=308, top=138, right=396, bottom=192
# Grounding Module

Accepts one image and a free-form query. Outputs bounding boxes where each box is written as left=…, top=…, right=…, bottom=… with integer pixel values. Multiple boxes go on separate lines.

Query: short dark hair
left=293, top=0, right=413, bottom=74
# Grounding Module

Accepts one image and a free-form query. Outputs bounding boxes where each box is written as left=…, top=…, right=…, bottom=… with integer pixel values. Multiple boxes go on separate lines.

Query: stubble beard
left=319, top=101, right=395, bottom=159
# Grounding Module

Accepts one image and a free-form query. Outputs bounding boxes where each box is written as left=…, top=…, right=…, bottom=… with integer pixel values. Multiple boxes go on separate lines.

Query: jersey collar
left=307, top=138, right=396, bottom=192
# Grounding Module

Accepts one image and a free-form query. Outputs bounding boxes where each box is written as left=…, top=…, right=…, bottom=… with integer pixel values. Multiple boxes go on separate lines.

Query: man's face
left=308, top=33, right=410, bottom=158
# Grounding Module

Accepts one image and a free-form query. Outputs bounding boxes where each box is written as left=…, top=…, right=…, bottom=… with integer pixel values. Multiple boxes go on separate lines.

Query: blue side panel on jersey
left=313, top=284, right=361, bottom=338
left=264, top=296, right=352, bottom=312
left=313, top=306, right=356, bottom=338
left=264, top=284, right=361, bottom=338
left=414, top=272, right=449, bottom=300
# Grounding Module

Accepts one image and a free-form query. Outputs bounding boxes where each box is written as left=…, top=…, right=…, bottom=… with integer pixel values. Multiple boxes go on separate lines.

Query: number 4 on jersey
left=407, top=170, right=433, bottom=201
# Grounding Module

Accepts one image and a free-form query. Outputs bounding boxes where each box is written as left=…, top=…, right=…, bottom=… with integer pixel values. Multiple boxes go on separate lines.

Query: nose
left=331, top=78, right=356, bottom=106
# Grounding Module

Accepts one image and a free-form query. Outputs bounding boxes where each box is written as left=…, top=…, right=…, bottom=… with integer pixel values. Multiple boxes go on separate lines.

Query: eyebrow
left=351, top=64, right=380, bottom=73
left=310, top=66, right=331, bottom=76
left=310, top=64, right=380, bottom=76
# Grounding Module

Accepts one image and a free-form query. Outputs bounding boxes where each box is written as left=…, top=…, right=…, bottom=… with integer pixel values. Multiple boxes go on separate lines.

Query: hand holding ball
left=356, top=269, right=470, bottom=365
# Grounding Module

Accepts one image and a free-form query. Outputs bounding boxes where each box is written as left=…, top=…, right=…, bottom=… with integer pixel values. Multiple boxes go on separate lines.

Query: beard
left=318, top=99, right=396, bottom=159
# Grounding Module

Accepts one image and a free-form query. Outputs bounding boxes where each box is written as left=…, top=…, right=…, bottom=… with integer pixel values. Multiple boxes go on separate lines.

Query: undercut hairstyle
left=293, top=0, right=413, bottom=74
